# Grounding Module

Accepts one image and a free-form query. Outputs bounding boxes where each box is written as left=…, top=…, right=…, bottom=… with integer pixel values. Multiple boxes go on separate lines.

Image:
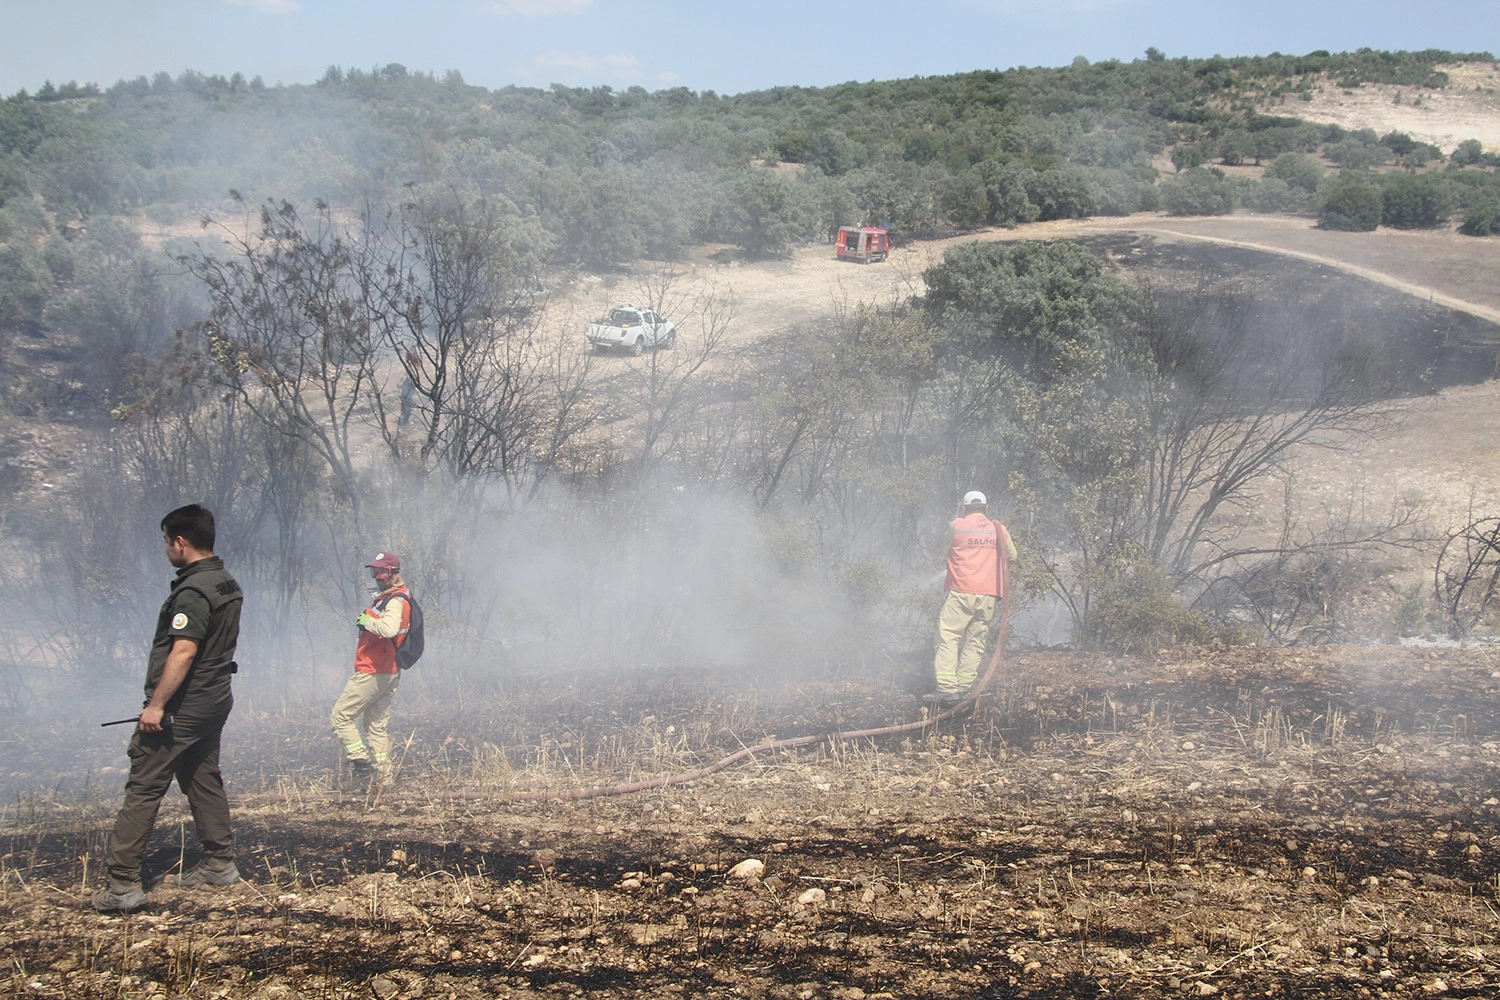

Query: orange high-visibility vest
left=354, top=587, right=411, bottom=675
left=945, top=513, right=1010, bottom=597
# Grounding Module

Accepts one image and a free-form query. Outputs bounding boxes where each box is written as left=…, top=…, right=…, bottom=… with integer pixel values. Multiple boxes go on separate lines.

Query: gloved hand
left=356, top=611, right=376, bottom=630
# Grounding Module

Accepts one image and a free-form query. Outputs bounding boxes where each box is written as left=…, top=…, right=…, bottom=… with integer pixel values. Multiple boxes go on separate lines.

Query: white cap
left=962, top=490, right=987, bottom=506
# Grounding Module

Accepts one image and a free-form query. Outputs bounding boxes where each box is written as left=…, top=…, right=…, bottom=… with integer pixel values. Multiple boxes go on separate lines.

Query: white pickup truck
left=586, top=305, right=677, bottom=355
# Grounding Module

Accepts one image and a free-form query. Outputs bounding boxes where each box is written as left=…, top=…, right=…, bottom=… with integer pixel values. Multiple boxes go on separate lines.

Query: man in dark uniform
left=93, top=504, right=244, bottom=914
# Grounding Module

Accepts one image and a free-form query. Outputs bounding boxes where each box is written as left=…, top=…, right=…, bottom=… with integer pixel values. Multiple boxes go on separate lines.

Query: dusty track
left=577, top=213, right=1500, bottom=352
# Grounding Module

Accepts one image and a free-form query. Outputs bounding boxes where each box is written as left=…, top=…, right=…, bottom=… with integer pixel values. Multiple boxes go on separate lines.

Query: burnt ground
left=4, top=644, right=1500, bottom=998
left=1072, top=230, right=1500, bottom=395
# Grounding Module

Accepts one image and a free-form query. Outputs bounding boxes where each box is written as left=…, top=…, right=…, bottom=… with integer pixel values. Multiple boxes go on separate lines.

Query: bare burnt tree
left=745, top=300, right=934, bottom=510
left=167, top=193, right=613, bottom=640
left=526, top=325, right=602, bottom=500
left=739, top=325, right=842, bottom=510
left=1204, top=484, right=1425, bottom=642
left=102, top=355, right=327, bottom=657
left=18, top=434, right=155, bottom=679
left=620, top=274, right=735, bottom=481
left=180, top=198, right=381, bottom=521
left=1134, top=275, right=1407, bottom=589
left=361, top=192, right=599, bottom=502
left=347, top=191, right=605, bottom=618
left=366, top=194, right=538, bottom=464
left=1435, top=516, right=1500, bottom=637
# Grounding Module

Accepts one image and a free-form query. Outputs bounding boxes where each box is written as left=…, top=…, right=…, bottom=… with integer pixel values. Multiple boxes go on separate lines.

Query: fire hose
left=506, top=552, right=1010, bottom=803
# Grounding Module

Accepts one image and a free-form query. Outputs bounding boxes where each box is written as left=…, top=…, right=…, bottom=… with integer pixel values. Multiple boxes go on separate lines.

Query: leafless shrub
left=1198, top=490, right=1427, bottom=643
left=1434, top=516, right=1500, bottom=637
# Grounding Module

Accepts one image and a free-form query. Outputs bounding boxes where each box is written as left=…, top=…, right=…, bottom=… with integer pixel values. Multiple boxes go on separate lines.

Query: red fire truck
left=835, top=225, right=891, bottom=264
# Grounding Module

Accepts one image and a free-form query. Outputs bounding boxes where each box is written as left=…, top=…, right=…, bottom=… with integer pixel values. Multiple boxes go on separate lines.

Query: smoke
left=458, top=481, right=881, bottom=675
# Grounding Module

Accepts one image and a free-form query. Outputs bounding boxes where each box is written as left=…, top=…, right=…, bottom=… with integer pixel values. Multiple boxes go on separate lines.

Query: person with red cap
left=930, top=491, right=1017, bottom=704
left=329, top=551, right=411, bottom=785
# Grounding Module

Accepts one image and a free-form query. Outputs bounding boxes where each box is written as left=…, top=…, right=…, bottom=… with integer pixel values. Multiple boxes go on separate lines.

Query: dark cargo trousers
left=106, top=710, right=234, bottom=885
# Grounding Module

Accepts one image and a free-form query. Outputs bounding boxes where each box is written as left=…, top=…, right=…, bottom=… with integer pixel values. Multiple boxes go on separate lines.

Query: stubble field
left=4, top=644, right=1500, bottom=998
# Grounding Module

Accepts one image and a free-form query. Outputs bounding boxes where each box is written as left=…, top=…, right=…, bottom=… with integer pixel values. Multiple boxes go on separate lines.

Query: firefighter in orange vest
left=329, top=551, right=411, bottom=784
left=931, top=491, right=1017, bottom=703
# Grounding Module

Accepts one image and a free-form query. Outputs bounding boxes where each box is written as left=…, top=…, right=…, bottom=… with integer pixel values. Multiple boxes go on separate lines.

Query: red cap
left=366, top=552, right=401, bottom=571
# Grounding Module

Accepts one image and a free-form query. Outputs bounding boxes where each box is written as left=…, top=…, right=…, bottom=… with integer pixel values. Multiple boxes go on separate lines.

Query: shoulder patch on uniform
left=171, top=612, right=189, bottom=630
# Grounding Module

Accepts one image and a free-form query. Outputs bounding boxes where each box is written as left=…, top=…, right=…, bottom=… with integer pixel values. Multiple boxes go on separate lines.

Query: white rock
left=797, top=888, right=826, bottom=905
left=728, top=859, right=765, bottom=881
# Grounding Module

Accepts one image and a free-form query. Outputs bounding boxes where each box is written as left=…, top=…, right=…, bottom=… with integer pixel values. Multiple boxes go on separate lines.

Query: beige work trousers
left=932, top=590, right=997, bottom=696
left=330, top=672, right=400, bottom=770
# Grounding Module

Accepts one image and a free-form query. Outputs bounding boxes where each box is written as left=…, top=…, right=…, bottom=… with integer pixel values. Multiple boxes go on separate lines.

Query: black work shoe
left=92, top=883, right=147, bottom=914
left=347, top=757, right=376, bottom=790
left=176, top=858, right=242, bottom=887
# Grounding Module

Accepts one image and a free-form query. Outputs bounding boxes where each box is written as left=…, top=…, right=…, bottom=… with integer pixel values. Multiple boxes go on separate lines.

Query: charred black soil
left=4, top=644, right=1500, bottom=998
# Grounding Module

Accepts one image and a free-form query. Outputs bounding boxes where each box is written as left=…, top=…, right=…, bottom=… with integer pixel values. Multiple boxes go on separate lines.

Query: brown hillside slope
left=1263, top=62, right=1500, bottom=152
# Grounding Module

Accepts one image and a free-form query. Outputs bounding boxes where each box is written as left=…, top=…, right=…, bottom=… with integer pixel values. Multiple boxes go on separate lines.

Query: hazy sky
left=4, top=0, right=1497, bottom=97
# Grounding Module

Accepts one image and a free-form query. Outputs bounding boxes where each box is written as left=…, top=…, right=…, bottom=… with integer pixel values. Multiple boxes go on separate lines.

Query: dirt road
left=574, top=214, right=1500, bottom=349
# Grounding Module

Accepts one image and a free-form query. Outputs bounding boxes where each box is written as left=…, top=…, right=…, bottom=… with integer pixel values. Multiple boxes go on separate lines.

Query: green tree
left=1217, top=130, right=1250, bottom=166
left=1380, top=174, right=1450, bottom=229
left=1324, top=138, right=1388, bottom=170
left=0, top=152, right=29, bottom=207
left=30, top=121, right=140, bottom=214
left=1264, top=151, right=1323, bottom=192
left=845, top=161, right=938, bottom=234
left=921, top=241, right=1139, bottom=372
left=1170, top=143, right=1207, bottom=172
left=1025, top=165, right=1099, bottom=220
left=0, top=241, right=51, bottom=335
left=719, top=166, right=810, bottom=257
left=43, top=228, right=170, bottom=403
left=1319, top=181, right=1383, bottom=231
left=937, top=168, right=989, bottom=229
left=1242, top=177, right=1306, bottom=214
left=1459, top=199, right=1500, bottom=236
left=1451, top=138, right=1485, bottom=166
left=1161, top=167, right=1234, bottom=215
left=802, top=130, right=857, bottom=175
left=974, top=160, right=1039, bottom=226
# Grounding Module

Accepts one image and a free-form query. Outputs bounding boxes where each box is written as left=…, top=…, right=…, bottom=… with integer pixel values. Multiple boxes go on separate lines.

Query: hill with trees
left=1, top=48, right=1498, bottom=695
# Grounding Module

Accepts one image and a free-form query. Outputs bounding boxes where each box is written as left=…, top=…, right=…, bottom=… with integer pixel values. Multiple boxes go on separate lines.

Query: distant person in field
left=95, top=504, right=244, bottom=914
left=330, top=551, right=412, bottom=786
left=930, top=491, right=1016, bottom=705
left=398, top=374, right=415, bottom=427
